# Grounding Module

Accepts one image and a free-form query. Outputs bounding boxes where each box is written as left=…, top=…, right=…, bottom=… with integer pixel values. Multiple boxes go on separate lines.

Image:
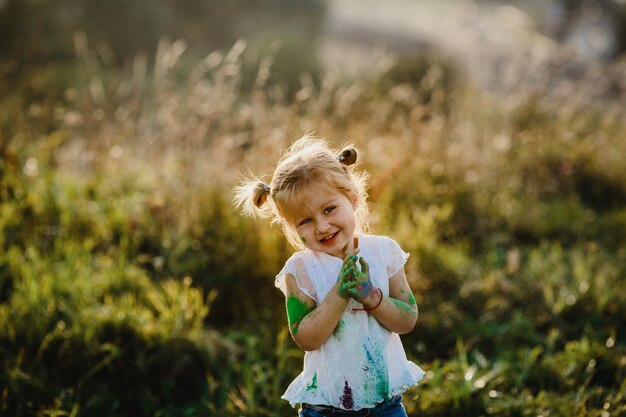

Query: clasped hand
left=337, top=249, right=374, bottom=303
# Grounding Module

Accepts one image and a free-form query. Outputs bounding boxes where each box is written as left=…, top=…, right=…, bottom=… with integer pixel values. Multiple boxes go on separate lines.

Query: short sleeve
left=275, top=255, right=317, bottom=302
left=386, top=237, right=410, bottom=278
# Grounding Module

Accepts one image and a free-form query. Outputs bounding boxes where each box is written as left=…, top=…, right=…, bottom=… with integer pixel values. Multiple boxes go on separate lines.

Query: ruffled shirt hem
left=283, top=362, right=425, bottom=410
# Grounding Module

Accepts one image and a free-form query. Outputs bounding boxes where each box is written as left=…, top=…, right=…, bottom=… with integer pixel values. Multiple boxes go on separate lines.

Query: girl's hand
left=348, top=257, right=374, bottom=302
left=337, top=253, right=358, bottom=299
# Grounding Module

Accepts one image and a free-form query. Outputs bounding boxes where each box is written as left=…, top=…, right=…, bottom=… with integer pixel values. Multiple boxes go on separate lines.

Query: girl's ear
left=350, top=191, right=358, bottom=210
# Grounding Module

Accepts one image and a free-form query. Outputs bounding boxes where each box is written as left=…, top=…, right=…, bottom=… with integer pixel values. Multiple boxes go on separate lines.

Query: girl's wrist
left=351, top=288, right=383, bottom=312
left=333, top=282, right=351, bottom=302
left=363, top=287, right=383, bottom=309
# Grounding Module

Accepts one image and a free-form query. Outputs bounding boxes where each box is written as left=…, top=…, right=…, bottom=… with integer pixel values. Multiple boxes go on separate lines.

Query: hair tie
left=255, top=182, right=271, bottom=207
left=337, top=148, right=357, bottom=166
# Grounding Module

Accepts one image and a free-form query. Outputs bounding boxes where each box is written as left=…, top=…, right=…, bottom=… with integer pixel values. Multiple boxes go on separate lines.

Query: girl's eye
left=298, top=218, right=311, bottom=227
left=324, top=206, right=336, bottom=215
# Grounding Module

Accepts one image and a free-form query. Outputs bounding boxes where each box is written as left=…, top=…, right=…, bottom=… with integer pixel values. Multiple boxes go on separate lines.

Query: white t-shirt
left=275, top=234, right=425, bottom=411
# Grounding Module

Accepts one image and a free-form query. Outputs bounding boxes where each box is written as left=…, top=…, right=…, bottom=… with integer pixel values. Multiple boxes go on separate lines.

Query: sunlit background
left=1, top=1, right=625, bottom=416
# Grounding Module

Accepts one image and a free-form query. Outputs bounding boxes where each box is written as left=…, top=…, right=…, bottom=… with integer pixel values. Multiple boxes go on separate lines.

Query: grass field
left=1, top=37, right=625, bottom=416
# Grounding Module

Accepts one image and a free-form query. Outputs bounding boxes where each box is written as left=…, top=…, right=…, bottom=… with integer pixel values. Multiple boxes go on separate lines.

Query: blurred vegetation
left=1, top=8, right=626, bottom=415
left=557, top=0, right=626, bottom=57
left=0, top=0, right=325, bottom=59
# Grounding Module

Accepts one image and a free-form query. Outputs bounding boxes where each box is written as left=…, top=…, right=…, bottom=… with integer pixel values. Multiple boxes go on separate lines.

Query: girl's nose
left=315, top=220, right=331, bottom=234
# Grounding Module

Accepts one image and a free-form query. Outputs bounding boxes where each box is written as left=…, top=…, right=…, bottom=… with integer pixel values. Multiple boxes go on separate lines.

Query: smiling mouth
left=320, top=232, right=339, bottom=244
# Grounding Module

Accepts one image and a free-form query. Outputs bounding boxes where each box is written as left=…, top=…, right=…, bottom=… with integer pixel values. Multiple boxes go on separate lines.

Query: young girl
left=234, top=135, right=424, bottom=416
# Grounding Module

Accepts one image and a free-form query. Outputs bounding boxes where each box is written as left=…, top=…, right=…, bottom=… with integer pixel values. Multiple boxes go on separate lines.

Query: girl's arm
left=360, top=266, right=418, bottom=334
left=284, top=274, right=351, bottom=351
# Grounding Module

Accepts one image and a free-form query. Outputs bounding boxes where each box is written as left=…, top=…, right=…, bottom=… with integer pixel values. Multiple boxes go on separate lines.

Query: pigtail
left=254, top=182, right=271, bottom=207
left=233, top=171, right=273, bottom=219
left=338, top=143, right=370, bottom=235
left=337, top=146, right=357, bottom=166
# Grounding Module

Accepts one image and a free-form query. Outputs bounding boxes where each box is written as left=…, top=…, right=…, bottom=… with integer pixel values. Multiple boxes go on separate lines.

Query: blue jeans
left=298, top=395, right=407, bottom=417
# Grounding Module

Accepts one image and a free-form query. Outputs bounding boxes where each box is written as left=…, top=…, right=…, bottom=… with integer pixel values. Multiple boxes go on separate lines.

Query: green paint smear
left=408, top=292, right=416, bottom=306
left=391, top=297, right=417, bottom=316
left=306, top=373, right=318, bottom=391
left=364, top=344, right=390, bottom=401
left=286, top=295, right=314, bottom=335
left=400, top=289, right=417, bottom=306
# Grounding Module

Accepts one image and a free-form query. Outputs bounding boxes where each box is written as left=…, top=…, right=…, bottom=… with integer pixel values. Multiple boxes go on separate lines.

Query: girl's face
left=287, top=184, right=357, bottom=259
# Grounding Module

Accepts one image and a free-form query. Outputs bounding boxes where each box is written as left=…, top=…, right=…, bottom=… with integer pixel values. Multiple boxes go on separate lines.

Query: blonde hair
left=234, top=134, right=370, bottom=250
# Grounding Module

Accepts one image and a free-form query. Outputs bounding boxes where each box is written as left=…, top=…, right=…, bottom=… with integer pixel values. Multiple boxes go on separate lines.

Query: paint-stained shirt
left=275, top=234, right=425, bottom=411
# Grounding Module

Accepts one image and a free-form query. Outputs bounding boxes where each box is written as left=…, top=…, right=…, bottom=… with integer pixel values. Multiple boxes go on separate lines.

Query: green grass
left=1, top=39, right=625, bottom=416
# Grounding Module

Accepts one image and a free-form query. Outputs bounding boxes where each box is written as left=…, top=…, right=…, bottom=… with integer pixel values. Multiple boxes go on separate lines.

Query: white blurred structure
left=318, top=0, right=625, bottom=107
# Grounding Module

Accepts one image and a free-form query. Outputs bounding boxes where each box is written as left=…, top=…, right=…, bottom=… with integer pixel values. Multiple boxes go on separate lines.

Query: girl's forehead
left=280, top=184, right=344, bottom=220
left=301, top=183, right=343, bottom=205
left=305, top=182, right=338, bottom=196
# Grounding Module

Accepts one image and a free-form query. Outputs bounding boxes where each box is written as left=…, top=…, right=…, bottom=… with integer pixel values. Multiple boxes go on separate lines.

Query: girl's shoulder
left=360, top=233, right=400, bottom=248
left=277, top=248, right=319, bottom=279
left=282, top=248, right=314, bottom=265
left=360, top=234, right=409, bottom=269
left=276, top=249, right=319, bottom=301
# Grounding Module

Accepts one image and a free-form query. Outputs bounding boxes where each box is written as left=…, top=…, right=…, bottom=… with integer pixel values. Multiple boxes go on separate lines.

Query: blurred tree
left=0, top=0, right=326, bottom=69
left=81, top=0, right=176, bottom=61
left=0, top=0, right=77, bottom=71
left=557, top=0, right=626, bottom=57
